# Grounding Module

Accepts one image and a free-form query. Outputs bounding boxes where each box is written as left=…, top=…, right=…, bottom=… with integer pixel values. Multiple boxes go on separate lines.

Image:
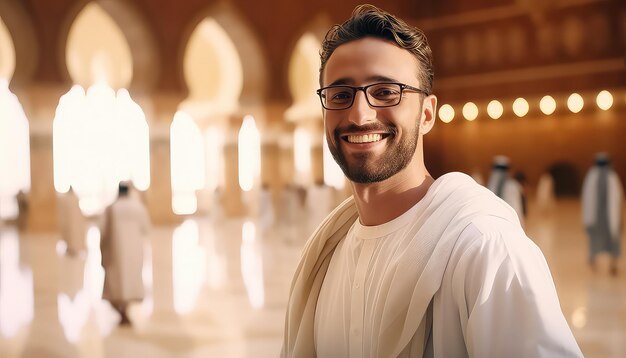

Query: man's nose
left=347, top=90, right=376, bottom=126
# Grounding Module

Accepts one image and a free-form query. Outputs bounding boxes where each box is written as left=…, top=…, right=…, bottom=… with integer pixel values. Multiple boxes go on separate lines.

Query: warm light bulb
left=512, top=98, right=529, bottom=117
left=567, top=93, right=584, bottom=113
left=487, top=100, right=503, bottom=119
left=539, top=96, right=556, bottom=115
left=439, top=104, right=455, bottom=123
left=462, top=102, right=478, bottom=121
left=596, top=90, right=613, bottom=111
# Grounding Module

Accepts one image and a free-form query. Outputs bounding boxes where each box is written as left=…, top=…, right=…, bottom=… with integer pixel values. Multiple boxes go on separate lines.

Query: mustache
left=334, top=123, right=397, bottom=137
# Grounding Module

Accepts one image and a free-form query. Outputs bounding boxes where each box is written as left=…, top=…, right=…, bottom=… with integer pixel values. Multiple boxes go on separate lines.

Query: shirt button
left=355, top=283, right=360, bottom=289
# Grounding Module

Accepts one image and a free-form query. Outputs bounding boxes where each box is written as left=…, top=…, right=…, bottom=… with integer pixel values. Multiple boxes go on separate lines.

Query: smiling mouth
left=343, top=133, right=390, bottom=144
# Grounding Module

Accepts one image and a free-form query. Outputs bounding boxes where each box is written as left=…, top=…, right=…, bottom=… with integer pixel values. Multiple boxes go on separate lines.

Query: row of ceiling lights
left=438, top=90, right=617, bottom=123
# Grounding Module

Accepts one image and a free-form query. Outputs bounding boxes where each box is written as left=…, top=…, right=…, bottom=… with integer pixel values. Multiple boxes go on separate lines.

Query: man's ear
left=420, top=95, right=437, bottom=134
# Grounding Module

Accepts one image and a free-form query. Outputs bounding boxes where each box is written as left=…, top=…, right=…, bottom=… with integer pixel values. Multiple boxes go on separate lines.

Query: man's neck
left=351, top=168, right=434, bottom=226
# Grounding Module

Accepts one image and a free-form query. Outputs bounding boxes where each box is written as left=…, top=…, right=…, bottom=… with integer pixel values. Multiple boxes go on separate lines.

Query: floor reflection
left=0, top=199, right=624, bottom=357
left=0, top=226, right=33, bottom=338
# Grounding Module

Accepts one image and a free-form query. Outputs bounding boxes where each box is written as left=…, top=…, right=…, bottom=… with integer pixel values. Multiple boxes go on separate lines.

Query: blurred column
left=14, top=84, right=69, bottom=231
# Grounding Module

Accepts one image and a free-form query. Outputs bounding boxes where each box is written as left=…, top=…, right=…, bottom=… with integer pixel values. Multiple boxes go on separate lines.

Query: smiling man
left=281, top=5, right=582, bottom=358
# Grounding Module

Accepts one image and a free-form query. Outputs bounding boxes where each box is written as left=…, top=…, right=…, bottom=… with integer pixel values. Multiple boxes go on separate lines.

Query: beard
left=327, top=119, right=420, bottom=184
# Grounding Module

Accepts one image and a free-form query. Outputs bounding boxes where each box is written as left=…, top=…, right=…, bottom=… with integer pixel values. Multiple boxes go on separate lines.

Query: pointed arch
left=285, top=15, right=331, bottom=122
left=179, top=2, right=268, bottom=113
left=0, top=1, right=37, bottom=86
left=60, top=0, right=159, bottom=92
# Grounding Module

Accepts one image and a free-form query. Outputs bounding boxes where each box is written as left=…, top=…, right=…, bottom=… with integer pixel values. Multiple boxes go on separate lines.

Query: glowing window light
left=462, top=102, right=478, bottom=121
left=238, top=115, right=261, bottom=192
left=487, top=100, right=503, bottom=119
left=52, top=84, right=150, bottom=216
left=294, top=127, right=312, bottom=186
left=596, top=90, right=613, bottom=110
left=115, top=89, right=150, bottom=190
left=567, top=93, right=584, bottom=113
left=539, top=96, right=556, bottom=115
left=323, top=134, right=345, bottom=190
left=172, top=219, right=206, bottom=314
left=204, top=126, right=225, bottom=192
left=170, top=111, right=205, bottom=215
left=240, top=221, right=264, bottom=309
left=0, top=80, right=31, bottom=220
left=438, top=104, right=455, bottom=123
left=512, top=97, right=529, bottom=117
left=0, top=228, right=34, bottom=338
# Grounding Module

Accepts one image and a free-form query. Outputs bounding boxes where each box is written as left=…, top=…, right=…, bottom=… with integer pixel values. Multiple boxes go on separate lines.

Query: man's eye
left=372, top=88, right=399, bottom=98
left=331, top=92, right=352, bottom=102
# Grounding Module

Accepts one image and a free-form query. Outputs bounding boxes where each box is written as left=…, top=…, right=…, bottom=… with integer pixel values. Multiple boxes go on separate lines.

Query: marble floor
left=0, top=198, right=624, bottom=357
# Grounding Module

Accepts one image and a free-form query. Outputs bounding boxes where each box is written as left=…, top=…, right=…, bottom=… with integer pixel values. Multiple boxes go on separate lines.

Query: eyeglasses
left=316, top=82, right=428, bottom=110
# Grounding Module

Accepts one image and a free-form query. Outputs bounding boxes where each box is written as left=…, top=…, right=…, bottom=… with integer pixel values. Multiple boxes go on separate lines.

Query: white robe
left=57, top=191, right=87, bottom=254
left=582, top=166, right=623, bottom=240
left=282, top=172, right=581, bottom=357
left=101, top=196, right=151, bottom=303
left=487, top=170, right=525, bottom=226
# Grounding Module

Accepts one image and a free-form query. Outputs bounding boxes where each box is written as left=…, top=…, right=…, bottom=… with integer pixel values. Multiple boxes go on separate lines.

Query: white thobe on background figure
left=101, top=184, right=151, bottom=324
left=582, top=153, right=624, bottom=274
left=487, top=156, right=525, bottom=226
left=57, top=188, right=87, bottom=255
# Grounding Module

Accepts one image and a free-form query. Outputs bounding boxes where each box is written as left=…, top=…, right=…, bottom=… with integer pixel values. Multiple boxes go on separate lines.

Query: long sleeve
left=455, top=222, right=582, bottom=357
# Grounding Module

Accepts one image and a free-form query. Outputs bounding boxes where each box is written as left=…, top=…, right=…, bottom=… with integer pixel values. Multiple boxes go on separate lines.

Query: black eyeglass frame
left=316, top=82, right=429, bottom=110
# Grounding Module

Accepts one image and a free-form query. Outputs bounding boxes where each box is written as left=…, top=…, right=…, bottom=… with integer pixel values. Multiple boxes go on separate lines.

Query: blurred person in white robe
left=57, top=187, right=87, bottom=256
left=100, top=182, right=151, bottom=325
left=487, top=155, right=525, bottom=226
left=282, top=5, right=581, bottom=357
left=582, top=153, right=623, bottom=275
left=536, top=172, right=556, bottom=211
left=258, top=184, right=275, bottom=236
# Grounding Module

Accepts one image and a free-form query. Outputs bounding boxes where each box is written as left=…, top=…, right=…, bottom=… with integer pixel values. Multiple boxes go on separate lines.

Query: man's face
left=322, top=37, right=427, bottom=184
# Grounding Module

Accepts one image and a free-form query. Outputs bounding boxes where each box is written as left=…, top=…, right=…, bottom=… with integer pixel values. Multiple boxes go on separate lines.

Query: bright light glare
left=204, top=126, right=225, bottom=192
left=0, top=228, right=34, bottom=337
left=596, top=90, right=613, bottom=110
left=439, top=104, right=455, bottom=123
left=487, top=100, right=503, bottom=119
left=462, top=102, right=478, bottom=121
left=52, top=84, right=150, bottom=216
left=238, top=115, right=261, bottom=192
left=512, top=97, right=529, bottom=117
left=240, top=221, right=264, bottom=309
left=172, top=219, right=206, bottom=314
left=294, top=127, right=312, bottom=186
left=567, top=93, right=584, bottom=113
left=170, top=111, right=205, bottom=215
left=323, top=134, right=345, bottom=190
left=0, top=80, right=31, bottom=220
left=539, top=96, right=556, bottom=115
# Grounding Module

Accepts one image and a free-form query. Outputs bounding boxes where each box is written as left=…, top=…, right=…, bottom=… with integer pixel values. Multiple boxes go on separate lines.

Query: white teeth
left=347, top=133, right=383, bottom=143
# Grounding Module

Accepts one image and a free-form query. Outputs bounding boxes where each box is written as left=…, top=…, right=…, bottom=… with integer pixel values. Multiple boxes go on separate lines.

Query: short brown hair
left=319, top=4, right=434, bottom=95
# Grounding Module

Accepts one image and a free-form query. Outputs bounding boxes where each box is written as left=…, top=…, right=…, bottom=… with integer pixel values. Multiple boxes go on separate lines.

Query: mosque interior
left=0, top=0, right=625, bottom=357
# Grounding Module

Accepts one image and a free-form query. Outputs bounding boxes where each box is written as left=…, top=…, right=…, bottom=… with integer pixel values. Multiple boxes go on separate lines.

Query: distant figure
left=101, top=182, right=151, bottom=325
left=259, top=184, right=275, bottom=235
left=536, top=172, right=556, bottom=211
left=582, top=153, right=623, bottom=275
left=487, top=156, right=525, bottom=225
left=514, top=171, right=528, bottom=218
left=16, top=190, right=29, bottom=231
left=57, top=187, right=87, bottom=256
